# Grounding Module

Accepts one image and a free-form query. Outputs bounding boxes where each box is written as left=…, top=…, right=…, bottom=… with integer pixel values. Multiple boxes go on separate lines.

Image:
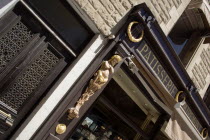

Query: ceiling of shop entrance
left=112, top=68, right=160, bottom=122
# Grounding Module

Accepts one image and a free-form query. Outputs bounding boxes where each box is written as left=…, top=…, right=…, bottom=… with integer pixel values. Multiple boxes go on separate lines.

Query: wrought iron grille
left=0, top=20, right=33, bottom=71
left=182, top=102, right=203, bottom=132
left=0, top=46, right=59, bottom=112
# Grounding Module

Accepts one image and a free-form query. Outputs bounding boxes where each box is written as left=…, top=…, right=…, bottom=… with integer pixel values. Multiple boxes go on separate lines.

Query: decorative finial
left=56, top=124, right=67, bottom=134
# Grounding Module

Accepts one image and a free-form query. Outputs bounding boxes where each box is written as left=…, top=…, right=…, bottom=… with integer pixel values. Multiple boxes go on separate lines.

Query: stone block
left=146, top=1, right=162, bottom=23
left=75, top=0, right=111, bottom=35
left=110, top=0, right=127, bottom=16
left=160, top=22, right=170, bottom=35
left=120, top=0, right=132, bottom=10
left=99, top=0, right=122, bottom=22
left=166, top=18, right=175, bottom=33
left=177, top=2, right=186, bottom=15
left=89, top=0, right=116, bottom=28
left=132, top=0, right=145, bottom=5
left=169, top=6, right=179, bottom=20
left=74, top=0, right=191, bottom=36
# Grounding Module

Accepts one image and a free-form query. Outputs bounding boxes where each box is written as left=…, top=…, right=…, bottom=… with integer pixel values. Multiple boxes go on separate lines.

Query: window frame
left=20, top=0, right=97, bottom=57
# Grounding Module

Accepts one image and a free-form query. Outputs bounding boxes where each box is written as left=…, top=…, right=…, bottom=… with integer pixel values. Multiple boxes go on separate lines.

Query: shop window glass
left=70, top=102, right=136, bottom=140
left=69, top=80, right=150, bottom=140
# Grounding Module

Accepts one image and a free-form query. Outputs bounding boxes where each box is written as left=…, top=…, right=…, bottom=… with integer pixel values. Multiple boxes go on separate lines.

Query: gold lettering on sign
left=152, top=59, right=159, bottom=69
left=136, top=41, right=178, bottom=97
left=149, top=55, right=157, bottom=65
left=171, top=86, right=178, bottom=96
left=144, top=51, right=151, bottom=62
left=139, top=44, right=149, bottom=54
left=160, top=70, right=165, bottom=80
left=156, top=64, right=162, bottom=76
left=163, top=75, right=169, bottom=85
left=169, top=85, right=175, bottom=93
left=166, top=80, right=172, bottom=90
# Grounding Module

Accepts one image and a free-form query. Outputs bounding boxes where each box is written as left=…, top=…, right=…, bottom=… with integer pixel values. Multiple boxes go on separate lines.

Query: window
left=0, top=0, right=93, bottom=137
left=69, top=75, right=169, bottom=140
left=0, top=9, right=69, bottom=138
left=25, top=0, right=94, bottom=54
left=167, top=8, right=209, bottom=66
left=69, top=80, right=147, bottom=140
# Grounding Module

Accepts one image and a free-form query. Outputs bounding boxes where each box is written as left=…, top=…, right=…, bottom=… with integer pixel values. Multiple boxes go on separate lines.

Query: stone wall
left=71, top=0, right=191, bottom=36
left=186, top=42, right=210, bottom=98
left=188, top=0, right=210, bottom=30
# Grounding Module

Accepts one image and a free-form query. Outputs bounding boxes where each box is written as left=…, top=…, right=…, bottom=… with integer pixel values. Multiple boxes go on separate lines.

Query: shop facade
left=32, top=5, right=210, bottom=140
left=0, top=0, right=209, bottom=140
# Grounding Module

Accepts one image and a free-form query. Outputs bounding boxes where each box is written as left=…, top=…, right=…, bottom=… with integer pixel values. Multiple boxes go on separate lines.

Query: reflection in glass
left=69, top=104, right=135, bottom=140
left=69, top=79, right=168, bottom=140
left=69, top=79, right=149, bottom=140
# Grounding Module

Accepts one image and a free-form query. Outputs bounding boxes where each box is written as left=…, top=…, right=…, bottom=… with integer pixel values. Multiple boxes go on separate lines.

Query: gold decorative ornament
left=101, top=126, right=106, bottom=130
left=127, top=21, right=144, bottom=43
left=175, top=91, right=186, bottom=102
left=201, top=128, right=208, bottom=139
left=56, top=124, right=66, bottom=135
left=68, top=55, right=122, bottom=119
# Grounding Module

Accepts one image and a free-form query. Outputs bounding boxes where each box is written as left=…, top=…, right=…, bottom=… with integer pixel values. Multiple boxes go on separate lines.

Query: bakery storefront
left=0, top=2, right=209, bottom=140
left=31, top=4, right=210, bottom=140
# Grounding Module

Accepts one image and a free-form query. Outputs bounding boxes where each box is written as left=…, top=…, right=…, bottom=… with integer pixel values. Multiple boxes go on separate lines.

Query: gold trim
left=127, top=21, right=144, bottom=43
left=68, top=55, right=122, bottom=119
left=0, top=110, right=11, bottom=118
left=56, top=124, right=66, bottom=135
left=201, top=128, right=208, bottom=139
left=0, top=110, right=13, bottom=126
left=175, top=91, right=186, bottom=102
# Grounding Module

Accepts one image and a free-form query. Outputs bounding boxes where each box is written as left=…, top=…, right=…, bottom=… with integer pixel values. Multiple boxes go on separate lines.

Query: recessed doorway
left=69, top=68, right=169, bottom=140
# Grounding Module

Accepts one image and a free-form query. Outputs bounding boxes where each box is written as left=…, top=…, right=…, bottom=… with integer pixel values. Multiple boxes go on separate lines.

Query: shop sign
left=135, top=41, right=178, bottom=97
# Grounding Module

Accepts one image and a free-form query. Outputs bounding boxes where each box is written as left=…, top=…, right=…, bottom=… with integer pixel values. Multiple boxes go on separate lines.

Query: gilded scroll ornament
left=127, top=21, right=144, bottom=43
left=201, top=128, right=208, bottom=139
left=175, top=91, right=186, bottom=102
left=56, top=124, right=66, bottom=134
left=68, top=55, right=122, bottom=119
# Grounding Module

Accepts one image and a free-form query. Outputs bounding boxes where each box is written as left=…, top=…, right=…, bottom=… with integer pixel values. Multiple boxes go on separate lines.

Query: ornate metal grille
left=182, top=103, right=203, bottom=132
left=0, top=8, right=69, bottom=138
left=0, top=46, right=59, bottom=112
left=0, top=21, right=33, bottom=71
